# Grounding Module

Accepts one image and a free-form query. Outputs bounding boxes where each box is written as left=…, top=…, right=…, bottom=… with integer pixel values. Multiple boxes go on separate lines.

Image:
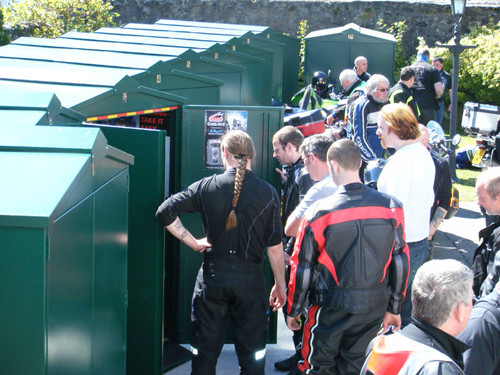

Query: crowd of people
left=155, top=52, right=500, bottom=375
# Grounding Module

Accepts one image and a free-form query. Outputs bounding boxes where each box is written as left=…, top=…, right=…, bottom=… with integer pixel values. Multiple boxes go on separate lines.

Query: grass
left=451, top=130, right=479, bottom=202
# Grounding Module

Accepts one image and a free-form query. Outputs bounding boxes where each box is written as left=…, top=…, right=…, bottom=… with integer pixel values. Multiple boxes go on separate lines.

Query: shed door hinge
left=127, top=174, right=130, bottom=193
left=46, top=236, right=50, bottom=261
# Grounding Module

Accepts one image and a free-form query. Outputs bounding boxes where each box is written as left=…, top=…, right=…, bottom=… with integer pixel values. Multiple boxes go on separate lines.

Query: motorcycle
left=426, top=121, right=461, bottom=158
left=461, top=102, right=500, bottom=168
left=426, top=121, right=460, bottom=219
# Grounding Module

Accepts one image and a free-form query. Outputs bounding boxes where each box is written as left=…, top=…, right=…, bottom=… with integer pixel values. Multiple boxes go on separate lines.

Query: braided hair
left=221, top=131, right=256, bottom=231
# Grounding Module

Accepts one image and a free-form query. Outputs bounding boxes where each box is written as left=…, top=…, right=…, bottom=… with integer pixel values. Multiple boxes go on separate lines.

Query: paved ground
left=165, top=201, right=485, bottom=375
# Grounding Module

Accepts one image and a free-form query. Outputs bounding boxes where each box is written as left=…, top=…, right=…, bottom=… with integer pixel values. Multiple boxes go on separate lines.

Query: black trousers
left=190, top=257, right=269, bottom=375
left=299, top=305, right=385, bottom=375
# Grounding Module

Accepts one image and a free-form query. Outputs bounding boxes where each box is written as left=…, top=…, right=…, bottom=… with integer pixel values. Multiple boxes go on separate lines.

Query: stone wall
left=111, top=0, right=500, bottom=57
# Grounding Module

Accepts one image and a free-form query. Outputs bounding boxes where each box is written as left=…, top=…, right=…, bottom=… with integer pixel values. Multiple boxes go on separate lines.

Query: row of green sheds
left=0, top=19, right=295, bottom=375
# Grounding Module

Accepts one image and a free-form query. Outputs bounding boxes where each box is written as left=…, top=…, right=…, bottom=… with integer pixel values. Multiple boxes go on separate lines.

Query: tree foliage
left=376, top=20, right=408, bottom=82
left=0, top=8, right=11, bottom=45
left=297, top=19, right=308, bottom=86
left=421, top=23, right=500, bottom=106
left=4, top=0, right=119, bottom=38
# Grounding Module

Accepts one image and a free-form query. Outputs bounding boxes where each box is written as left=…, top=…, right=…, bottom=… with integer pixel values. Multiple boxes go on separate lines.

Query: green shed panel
left=0, top=126, right=132, bottom=375
left=305, top=23, right=397, bottom=89
left=71, top=76, right=188, bottom=118
left=168, top=50, right=245, bottom=105
left=240, top=32, right=284, bottom=102
left=0, top=110, right=45, bottom=126
left=0, top=80, right=110, bottom=108
left=202, top=44, right=265, bottom=106
left=0, top=90, right=85, bottom=126
left=84, top=124, right=169, bottom=375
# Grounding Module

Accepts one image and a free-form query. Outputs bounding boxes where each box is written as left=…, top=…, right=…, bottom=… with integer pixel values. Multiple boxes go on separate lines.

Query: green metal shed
left=304, top=23, right=397, bottom=89
left=0, top=125, right=133, bottom=375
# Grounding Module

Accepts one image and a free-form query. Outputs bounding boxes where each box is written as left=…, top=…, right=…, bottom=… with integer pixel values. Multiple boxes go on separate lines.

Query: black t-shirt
left=156, top=168, right=282, bottom=262
left=430, top=151, right=452, bottom=219
left=411, top=60, right=441, bottom=110
left=437, top=69, right=453, bottom=103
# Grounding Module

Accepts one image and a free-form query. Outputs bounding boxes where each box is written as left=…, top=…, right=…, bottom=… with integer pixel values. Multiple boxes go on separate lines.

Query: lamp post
left=436, top=0, right=476, bottom=182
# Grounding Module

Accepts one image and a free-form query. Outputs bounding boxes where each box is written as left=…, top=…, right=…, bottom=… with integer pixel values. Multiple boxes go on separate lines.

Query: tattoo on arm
left=430, top=208, right=447, bottom=235
left=173, top=219, right=183, bottom=232
left=180, top=230, right=188, bottom=241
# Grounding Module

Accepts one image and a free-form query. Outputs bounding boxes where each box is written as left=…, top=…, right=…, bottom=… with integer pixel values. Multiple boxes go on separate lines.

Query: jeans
left=436, top=102, right=444, bottom=124
left=418, top=109, right=437, bottom=126
left=400, top=238, right=430, bottom=327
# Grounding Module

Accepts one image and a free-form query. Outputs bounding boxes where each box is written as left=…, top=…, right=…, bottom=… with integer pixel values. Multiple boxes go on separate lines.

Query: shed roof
left=12, top=36, right=201, bottom=56
left=120, top=24, right=241, bottom=43
left=306, top=22, right=397, bottom=43
left=61, top=31, right=218, bottom=50
left=155, top=19, right=269, bottom=33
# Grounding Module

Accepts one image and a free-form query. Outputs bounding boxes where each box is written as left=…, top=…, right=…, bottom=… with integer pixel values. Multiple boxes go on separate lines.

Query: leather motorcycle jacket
left=287, top=183, right=409, bottom=317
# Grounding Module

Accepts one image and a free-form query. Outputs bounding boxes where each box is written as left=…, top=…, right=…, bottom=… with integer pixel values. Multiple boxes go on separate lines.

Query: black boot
left=274, top=352, right=300, bottom=371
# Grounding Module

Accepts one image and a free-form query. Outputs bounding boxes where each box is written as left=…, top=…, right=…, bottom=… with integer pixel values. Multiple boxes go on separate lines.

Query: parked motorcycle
left=461, top=102, right=500, bottom=168
left=426, top=121, right=461, bottom=158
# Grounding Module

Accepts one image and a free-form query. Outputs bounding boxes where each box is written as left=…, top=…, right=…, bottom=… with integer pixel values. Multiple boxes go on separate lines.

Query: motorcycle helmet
left=364, top=158, right=387, bottom=190
left=312, top=71, right=328, bottom=91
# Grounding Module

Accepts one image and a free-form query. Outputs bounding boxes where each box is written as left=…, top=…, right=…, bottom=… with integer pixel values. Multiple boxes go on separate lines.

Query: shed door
left=172, top=105, right=283, bottom=343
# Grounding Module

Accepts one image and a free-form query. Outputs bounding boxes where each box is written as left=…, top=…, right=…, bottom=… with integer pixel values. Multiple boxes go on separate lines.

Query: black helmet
left=312, top=71, right=328, bottom=89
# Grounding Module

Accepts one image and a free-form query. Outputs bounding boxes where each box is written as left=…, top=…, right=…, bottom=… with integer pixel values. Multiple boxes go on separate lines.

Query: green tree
left=297, top=19, right=308, bottom=86
left=420, top=23, right=500, bottom=106
left=376, top=20, right=409, bottom=82
left=0, top=8, right=11, bottom=45
left=4, top=0, right=119, bottom=39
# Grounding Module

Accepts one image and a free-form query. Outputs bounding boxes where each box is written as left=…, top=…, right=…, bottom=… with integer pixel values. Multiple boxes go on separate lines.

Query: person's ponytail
left=225, top=155, right=247, bottom=231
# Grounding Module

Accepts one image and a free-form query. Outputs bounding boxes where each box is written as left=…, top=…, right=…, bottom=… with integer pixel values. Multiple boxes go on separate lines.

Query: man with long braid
left=156, top=130, right=286, bottom=375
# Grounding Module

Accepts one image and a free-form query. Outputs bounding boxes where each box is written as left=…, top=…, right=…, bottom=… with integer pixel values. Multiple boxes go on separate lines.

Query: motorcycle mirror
left=452, top=134, right=462, bottom=146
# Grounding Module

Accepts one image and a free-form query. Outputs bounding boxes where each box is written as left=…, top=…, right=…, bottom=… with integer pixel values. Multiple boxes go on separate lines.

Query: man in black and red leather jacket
left=286, top=139, right=410, bottom=375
